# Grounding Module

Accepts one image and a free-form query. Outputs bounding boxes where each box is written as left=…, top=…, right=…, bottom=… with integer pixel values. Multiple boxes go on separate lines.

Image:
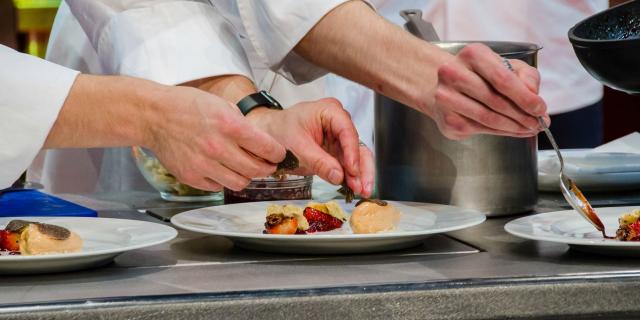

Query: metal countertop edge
left=3, top=271, right=640, bottom=313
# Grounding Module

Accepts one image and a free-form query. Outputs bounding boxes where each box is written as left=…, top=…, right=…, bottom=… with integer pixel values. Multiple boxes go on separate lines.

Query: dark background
left=604, top=0, right=640, bottom=141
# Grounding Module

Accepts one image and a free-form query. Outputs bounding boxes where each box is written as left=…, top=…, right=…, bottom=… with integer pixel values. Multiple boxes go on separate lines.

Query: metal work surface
left=1, top=191, right=640, bottom=319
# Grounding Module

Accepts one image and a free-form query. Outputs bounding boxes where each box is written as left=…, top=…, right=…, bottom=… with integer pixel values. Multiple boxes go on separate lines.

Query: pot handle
left=400, top=9, right=440, bottom=42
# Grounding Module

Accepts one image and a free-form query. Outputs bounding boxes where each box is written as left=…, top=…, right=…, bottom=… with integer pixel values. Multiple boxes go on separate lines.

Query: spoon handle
left=538, top=117, right=564, bottom=172
left=501, top=59, right=563, bottom=172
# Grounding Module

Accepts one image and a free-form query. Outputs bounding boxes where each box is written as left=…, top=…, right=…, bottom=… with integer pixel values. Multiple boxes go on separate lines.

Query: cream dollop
left=19, top=224, right=83, bottom=255
left=349, top=201, right=401, bottom=234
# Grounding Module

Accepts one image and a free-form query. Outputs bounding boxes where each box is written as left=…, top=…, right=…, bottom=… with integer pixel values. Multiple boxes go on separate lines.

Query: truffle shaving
left=5, top=220, right=34, bottom=233
left=36, top=223, right=71, bottom=240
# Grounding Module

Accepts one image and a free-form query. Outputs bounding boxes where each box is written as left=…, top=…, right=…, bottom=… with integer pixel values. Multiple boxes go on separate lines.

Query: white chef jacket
left=39, top=0, right=603, bottom=194
left=323, top=0, right=608, bottom=150
left=34, top=0, right=352, bottom=194
left=0, top=45, right=78, bottom=189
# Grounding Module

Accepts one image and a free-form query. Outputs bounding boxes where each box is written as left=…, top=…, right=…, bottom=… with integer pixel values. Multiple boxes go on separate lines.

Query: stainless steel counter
left=2, top=190, right=640, bottom=319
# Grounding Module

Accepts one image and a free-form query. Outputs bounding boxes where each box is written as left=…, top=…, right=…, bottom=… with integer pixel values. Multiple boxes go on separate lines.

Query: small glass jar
left=224, top=175, right=313, bottom=204
left=132, top=147, right=223, bottom=202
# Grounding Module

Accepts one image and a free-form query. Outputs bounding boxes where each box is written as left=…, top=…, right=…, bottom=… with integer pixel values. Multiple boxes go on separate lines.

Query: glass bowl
left=131, top=146, right=223, bottom=202
left=224, top=175, right=313, bottom=204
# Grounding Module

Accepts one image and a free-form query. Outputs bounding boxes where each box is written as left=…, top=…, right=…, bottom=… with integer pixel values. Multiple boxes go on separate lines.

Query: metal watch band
left=236, top=90, right=283, bottom=116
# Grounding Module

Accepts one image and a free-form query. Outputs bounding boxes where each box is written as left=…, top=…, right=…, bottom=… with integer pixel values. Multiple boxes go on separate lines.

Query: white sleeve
left=64, top=0, right=253, bottom=85
left=235, top=0, right=373, bottom=84
left=0, top=45, right=79, bottom=188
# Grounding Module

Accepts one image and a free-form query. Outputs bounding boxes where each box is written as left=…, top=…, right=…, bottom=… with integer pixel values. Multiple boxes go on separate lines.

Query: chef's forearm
left=294, top=0, right=452, bottom=115
left=44, top=74, right=157, bottom=148
left=182, top=75, right=258, bottom=105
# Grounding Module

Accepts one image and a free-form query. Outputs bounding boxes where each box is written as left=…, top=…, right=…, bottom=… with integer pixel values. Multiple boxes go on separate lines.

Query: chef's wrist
left=245, top=106, right=280, bottom=130
left=239, top=90, right=285, bottom=130
left=397, top=42, right=451, bottom=115
left=134, top=78, right=172, bottom=149
left=90, top=75, right=155, bottom=148
left=181, top=74, right=258, bottom=105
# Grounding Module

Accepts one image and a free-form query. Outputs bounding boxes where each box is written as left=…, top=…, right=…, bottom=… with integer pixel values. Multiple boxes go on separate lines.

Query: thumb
left=294, top=142, right=344, bottom=186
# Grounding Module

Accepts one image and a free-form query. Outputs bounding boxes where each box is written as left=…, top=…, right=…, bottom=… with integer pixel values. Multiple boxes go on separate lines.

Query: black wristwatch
left=236, top=90, right=283, bottom=116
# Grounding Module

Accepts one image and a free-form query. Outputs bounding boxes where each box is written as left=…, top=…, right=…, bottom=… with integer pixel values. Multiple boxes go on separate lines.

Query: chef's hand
left=246, top=98, right=374, bottom=198
left=427, top=43, right=550, bottom=140
left=146, top=86, right=286, bottom=191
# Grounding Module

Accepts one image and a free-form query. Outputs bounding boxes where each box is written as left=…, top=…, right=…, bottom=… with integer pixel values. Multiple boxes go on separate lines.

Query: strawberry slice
left=303, top=207, right=344, bottom=233
left=630, top=221, right=640, bottom=234
left=0, top=230, right=20, bottom=252
left=626, top=221, right=640, bottom=241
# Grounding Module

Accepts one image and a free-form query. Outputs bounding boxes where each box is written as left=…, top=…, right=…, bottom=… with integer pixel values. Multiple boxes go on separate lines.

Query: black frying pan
left=569, top=0, right=640, bottom=94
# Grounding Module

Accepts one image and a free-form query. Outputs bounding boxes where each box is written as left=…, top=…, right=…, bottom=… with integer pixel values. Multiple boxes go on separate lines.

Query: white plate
left=171, top=200, right=485, bottom=254
left=538, top=149, right=640, bottom=192
left=505, top=206, right=640, bottom=256
left=0, top=217, right=177, bottom=274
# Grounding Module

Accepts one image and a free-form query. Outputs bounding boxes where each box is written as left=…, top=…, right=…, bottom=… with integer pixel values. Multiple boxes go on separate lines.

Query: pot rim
left=432, top=41, right=541, bottom=56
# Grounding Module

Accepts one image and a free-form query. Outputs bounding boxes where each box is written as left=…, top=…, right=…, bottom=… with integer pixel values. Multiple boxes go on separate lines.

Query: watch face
left=237, top=91, right=283, bottom=115
left=260, top=91, right=282, bottom=109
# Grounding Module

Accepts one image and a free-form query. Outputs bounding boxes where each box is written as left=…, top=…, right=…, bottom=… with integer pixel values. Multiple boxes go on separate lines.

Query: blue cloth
left=0, top=190, right=97, bottom=217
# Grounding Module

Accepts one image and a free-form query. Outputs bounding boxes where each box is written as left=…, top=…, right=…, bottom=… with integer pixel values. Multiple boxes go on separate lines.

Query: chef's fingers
left=318, top=98, right=360, bottom=178
left=438, top=61, right=540, bottom=131
left=503, top=59, right=552, bottom=128
left=219, top=144, right=278, bottom=179
left=233, top=121, right=286, bottom=164
left=510, top=59, right=540, bottom=94
left=182, top=178, right=223, bottom=193
left=203, top=178, right=223, bottom=191
left=480, top=123, right=544, bottom=138
left=286, top=167, right=315, bottom=177
left=358, top=145, right=375, bottom=198
left=167, top=160, right=227, bottom=192
left=457, top=43, right=547, bottom=118
left=438, top=111, right=537, bottom=140
left=324, top=138, right=364, bottom=196
left=435, top=85, right=533, bottom=135
left=542, top=113, right=551, bottom=127
left=292, top=140, right=358, bottom=194
left=199, top=161, right=250, bottom=191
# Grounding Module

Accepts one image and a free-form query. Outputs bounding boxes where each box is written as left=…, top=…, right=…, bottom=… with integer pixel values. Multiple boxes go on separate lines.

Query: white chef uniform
left=323, top=0, right=608, bottom=151
left=35, top=0, right=355, bottom=194
left=0, top=45, right=78, bottom=189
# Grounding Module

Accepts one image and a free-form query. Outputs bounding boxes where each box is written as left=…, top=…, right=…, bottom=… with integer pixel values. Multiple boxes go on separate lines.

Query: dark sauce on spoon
left=570, top=182, right=614, bottom=239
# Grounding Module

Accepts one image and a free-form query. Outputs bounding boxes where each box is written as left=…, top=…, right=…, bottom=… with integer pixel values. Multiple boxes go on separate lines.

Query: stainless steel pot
left=374, top=10, right=540, bottom=216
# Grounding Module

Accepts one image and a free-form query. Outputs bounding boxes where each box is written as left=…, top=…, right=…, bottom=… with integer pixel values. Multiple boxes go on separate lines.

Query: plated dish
left=171, top=200, right=486, bottom=254
left=505, top=206, right=640, bottom=255
left=0, top=217, right=177, bottom=274
left=615, top=209, right=640, bottom=241
left=263, top=200, right=400, bottom=235
left=1, top=220, right=82, bottom=255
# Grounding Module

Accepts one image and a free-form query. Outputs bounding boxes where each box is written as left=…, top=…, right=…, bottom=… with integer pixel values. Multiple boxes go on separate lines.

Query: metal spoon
left=502, top=59, right=610, bottom=238
left=539, top=118, right=611, bottom=238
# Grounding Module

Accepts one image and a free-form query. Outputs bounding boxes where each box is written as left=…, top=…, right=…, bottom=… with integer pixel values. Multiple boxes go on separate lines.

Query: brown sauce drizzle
left=570, top=183, right=614, bottom=239
left=355, top=198, right=388, bottom=207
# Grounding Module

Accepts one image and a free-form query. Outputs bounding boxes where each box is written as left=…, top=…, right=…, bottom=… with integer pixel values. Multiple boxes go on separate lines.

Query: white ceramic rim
left=0, top=217, right=177, bottom=260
